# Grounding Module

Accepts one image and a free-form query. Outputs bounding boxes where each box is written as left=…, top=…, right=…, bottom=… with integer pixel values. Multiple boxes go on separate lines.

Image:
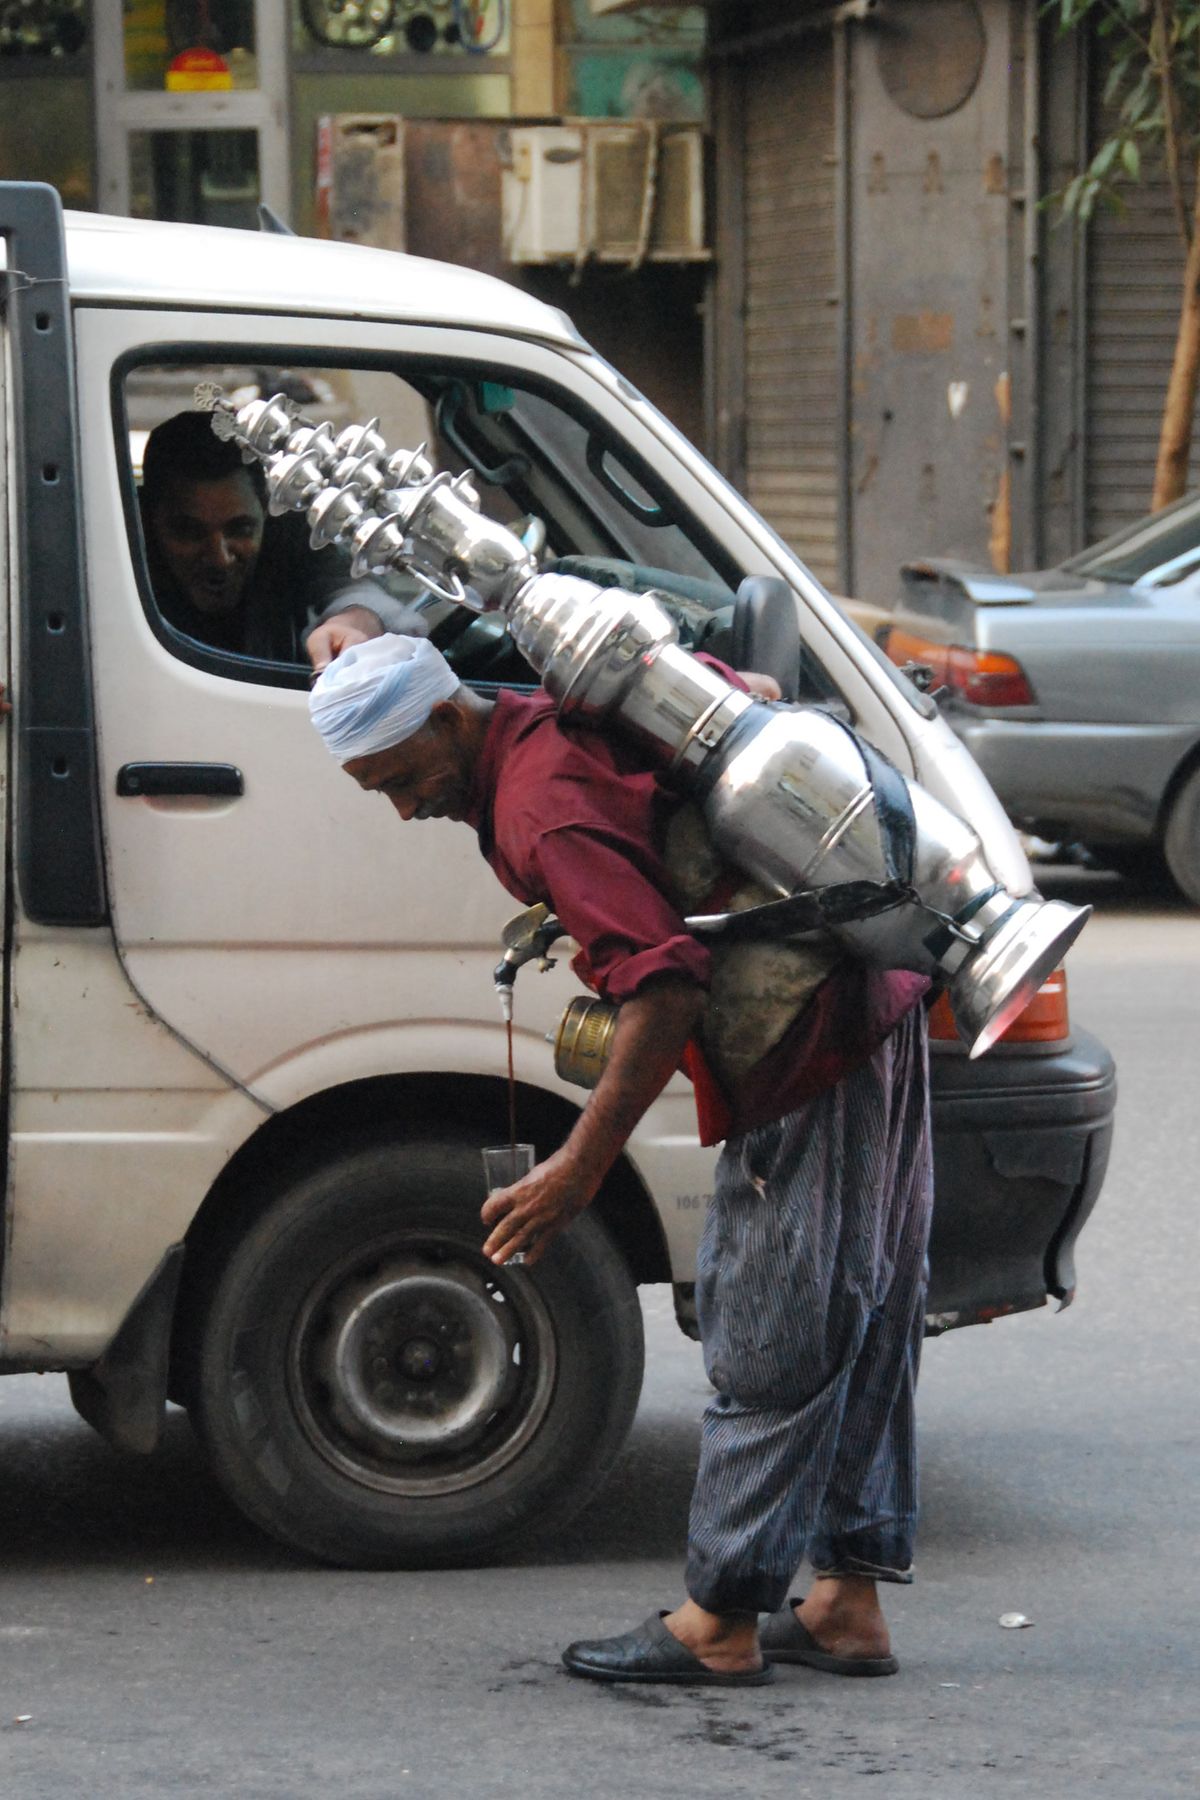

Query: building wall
left=1085, top=71, right=1186, bottom=541
left=0, top=3, right=707, bottom=448
left=0, top=30, right=95, bottom=210
left=710, top=0, right=1029, bottom=602
left=707, top=1, right=1147, bottom=597
left=845, top=0, right=1015, bottom=604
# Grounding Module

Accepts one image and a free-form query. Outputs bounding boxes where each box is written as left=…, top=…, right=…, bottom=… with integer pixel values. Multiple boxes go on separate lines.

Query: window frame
left=111, top=340, right=744, bottom=692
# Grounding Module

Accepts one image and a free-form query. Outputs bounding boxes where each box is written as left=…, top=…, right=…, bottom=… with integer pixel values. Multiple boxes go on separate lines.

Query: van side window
left=118, top=356, right=751, bottom=691
left=123, top=362, right=444, bottom=688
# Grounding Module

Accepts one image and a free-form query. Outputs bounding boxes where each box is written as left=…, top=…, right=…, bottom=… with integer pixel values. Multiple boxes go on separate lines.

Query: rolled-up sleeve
left=533, top=823, right=711, bottom=1003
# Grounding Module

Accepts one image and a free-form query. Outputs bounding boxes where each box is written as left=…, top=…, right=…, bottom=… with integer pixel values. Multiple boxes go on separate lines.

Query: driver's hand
left=738, top=670, right=783, bottom=701
left=306, top=607, right=385, bottom=673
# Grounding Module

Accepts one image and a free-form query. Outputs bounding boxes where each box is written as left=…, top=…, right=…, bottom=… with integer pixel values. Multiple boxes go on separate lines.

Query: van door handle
left=117, top=762, right=244, bottom=798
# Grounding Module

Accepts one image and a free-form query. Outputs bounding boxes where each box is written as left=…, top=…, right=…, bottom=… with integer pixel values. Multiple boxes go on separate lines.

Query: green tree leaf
left=1091, top=136, right=1121, bottom=177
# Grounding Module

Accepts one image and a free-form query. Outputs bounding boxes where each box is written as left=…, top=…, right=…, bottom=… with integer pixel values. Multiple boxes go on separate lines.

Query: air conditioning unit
left=502, top=123, right=707, bottom=266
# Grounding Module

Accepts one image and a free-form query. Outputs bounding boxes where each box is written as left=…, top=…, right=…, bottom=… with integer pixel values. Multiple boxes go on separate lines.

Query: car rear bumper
left=952, top=717, right=1189, bottom=841
left=925, top=1026, right=1116, bottom=1332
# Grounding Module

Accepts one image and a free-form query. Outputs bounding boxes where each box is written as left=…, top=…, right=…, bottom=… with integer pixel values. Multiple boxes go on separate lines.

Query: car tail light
left=882, top=627, right=1036, bottom=708
left=928, top=968, right=1070, bottom=1045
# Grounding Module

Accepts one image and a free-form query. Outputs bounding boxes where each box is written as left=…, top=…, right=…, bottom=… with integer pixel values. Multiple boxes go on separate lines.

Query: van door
left=0, top=287, right=9, bottom=1104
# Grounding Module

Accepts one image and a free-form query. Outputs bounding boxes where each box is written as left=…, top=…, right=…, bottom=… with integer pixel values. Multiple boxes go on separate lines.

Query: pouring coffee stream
left=494, top=903, right=566, bottom=1149
left=506, top=1015, right=517, bottom=1158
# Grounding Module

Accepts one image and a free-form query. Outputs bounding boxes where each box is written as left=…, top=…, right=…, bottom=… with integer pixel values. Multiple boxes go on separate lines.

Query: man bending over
left=309, top=633, right=933, bottom=1689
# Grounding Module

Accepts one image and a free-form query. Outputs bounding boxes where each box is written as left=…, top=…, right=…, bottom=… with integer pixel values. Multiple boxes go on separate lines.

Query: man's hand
left=306, top=605, right=386, bottom=672
left=480, top=976, right=706, bottom=1268
left=481, top=1147, right=593, bottom=1268
left=738, top=670, right=782, bottom=701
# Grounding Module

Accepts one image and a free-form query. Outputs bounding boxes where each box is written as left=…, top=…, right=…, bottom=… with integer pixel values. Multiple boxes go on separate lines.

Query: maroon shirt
left=464, top=687, right=927, bottom=1142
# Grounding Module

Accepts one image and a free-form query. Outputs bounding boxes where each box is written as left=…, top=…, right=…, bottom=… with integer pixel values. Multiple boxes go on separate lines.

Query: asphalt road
left=0, top=868, right=1196, bottom=1799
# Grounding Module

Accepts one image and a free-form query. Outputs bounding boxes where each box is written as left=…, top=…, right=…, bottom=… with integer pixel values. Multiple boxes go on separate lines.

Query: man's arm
left=305, top=602, right=386, bottom=671
left=481, top=975, right=705, bottom=1268
left=305, top=589, right=432, bottom=671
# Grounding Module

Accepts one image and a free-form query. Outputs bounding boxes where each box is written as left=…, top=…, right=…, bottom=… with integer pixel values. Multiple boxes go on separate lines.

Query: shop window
left=293, top=0, right=510, bottom=59
left=0, top=3, right=92, bottom=208
left=0, top=0, right=87, bottom=57
left=128, top=130, right=261, bottom=229
left=124, top=0, right=258, bottom=93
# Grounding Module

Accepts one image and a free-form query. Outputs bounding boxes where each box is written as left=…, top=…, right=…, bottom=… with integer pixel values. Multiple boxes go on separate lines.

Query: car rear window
left=1064, top=490, right=1200, bottom=584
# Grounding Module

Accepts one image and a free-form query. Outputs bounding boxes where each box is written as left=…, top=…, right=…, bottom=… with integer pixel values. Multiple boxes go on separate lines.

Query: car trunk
left=895, top=558, right=1121, bottom=639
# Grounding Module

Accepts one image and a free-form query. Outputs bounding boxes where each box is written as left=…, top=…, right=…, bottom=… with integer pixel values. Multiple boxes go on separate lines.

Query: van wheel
left=191, top=1139, right=644, bottom=1567
left=1164, top=766, right=1200, bottom=906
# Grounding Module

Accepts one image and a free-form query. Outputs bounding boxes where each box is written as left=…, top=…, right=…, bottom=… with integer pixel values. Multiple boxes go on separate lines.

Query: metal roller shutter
left=1086, top=95, right=1183, bottom=540
left=741, top=37, right=840, bottom=586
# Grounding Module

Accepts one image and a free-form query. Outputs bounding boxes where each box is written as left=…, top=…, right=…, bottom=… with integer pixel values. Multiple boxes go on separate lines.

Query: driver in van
left=139, top=410, right=428, bottom=668
left=308, top=633, right=934, bottom=1694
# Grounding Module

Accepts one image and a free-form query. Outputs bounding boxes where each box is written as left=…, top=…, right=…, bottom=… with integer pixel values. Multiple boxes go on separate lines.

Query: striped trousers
left=685, top=1005, right=933, bottom=1616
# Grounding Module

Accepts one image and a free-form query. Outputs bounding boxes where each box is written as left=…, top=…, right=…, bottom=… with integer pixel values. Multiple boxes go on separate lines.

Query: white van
left=0, top=183, right=1114, bottom=1566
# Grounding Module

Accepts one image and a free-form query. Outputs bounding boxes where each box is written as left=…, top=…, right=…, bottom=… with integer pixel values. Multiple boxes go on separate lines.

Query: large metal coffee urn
left=207, top=389, right=1090, bottom=1057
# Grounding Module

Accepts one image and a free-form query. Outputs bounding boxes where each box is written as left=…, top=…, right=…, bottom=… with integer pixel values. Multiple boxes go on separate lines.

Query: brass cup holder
left=553, top=996, right=619, bottom=1090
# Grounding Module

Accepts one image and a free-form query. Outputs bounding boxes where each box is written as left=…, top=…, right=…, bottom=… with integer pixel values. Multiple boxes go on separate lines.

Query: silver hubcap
left=290, top=1240, right=557, bottom=1497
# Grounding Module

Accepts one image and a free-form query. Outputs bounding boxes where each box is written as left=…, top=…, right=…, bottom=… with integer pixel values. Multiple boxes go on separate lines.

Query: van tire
left=191, top=1138, right=644, bottom=1567
left=1164, top=766, right=1200, bottom=906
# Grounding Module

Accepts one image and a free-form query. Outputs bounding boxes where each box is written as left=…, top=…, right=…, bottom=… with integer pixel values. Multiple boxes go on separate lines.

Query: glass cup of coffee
left=481, top=1143, right=536, bottom=1264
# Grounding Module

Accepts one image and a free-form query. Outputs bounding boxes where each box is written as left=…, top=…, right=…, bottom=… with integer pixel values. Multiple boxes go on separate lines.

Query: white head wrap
left=309, top=635, right=461, bottom=764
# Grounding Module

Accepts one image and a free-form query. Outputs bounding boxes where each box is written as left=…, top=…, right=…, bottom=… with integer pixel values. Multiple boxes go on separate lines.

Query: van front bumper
left=925, top=1026, right=1116, bottom=1332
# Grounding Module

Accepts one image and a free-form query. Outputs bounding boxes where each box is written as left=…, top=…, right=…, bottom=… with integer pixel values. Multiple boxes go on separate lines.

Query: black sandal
left=562, top=1612, right=776, bottom=1686
left=760, top=1599, right=898, bottom=1676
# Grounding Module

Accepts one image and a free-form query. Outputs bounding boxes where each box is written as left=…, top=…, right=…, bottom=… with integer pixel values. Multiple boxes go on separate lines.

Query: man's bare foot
left=662, top=1599, right=764, bottom=1674
left=796, top=1575, right=892, bottom=1661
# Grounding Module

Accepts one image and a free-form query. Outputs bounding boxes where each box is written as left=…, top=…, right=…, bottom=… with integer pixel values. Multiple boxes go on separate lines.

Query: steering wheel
left=547, top=554, right=735, bottom=653
left=440, top=614, right=529, bottom=681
